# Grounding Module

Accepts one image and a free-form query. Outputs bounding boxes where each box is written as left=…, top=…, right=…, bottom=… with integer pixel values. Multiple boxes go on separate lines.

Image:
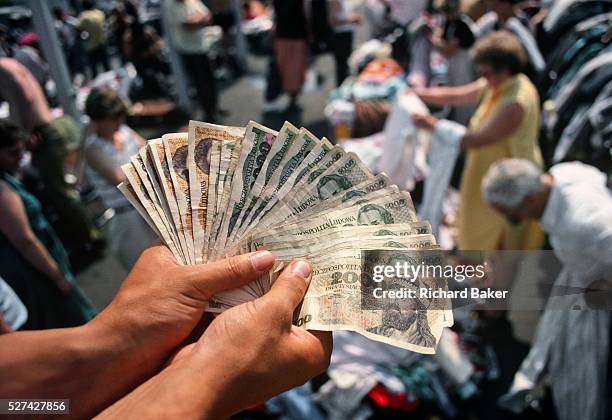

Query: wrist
left=169, top=347, right=247, bottom=419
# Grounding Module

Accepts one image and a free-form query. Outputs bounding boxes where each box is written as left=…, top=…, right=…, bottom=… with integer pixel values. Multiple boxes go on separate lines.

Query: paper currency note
left=288, top=246, right=452, bottom=354
left=210, top=235, right=438, bottom=314
left=298, top=173, right=392, bottom=219
left=216, top=121, right=278, bottom=252
left=247, top=222, right=433, bottom=252
left=280, top=152, right=375, bottom=218
left=148, top=137, right=192, bottom=263
left=163, top=133, right=195, bottom=263
left=256, top=146, right=346, bottom=230
left=236, top=128, right=325, bottom=238
left=232, top=121, right=300, bottom=238
left=208, top=134, right=244, bottom=259
left=187, top=121, right=244, bottom=262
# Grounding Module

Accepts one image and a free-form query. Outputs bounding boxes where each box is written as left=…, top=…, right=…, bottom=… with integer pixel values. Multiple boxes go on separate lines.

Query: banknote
left=231, top=121, right=300, bottom=240
left=278, top=152, right=375, bottom=219
left=131, top=153, right=175, bottom=241
left=216, top=121, right=278, bottom=254
left=187, top=121, right=244, bottom=262
left=256, top=152, right=374, bottom=230
left=298, top=173, right=392, bottom=219
left=238, top=132, right=332, bottom=238
left=204, top=141, right=222, bottom=259
left=256, top=146, right=346, bottom=230
left=163, top=133, right=195, bottom=263
left=210, top=236, right=441, bottom=322
left=148, top=137, right=192, bottom=263
left=245, top=222, right=433, bottom=253
left=208, top=132, right=244, bottom=259
left=284, top=247, right=451, bottom=354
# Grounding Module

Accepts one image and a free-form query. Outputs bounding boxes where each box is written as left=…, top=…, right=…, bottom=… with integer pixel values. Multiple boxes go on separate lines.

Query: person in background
left=272, top=0, right=309, bottom=109
left=53, top=7, right=86, bottom=81
left=109, top=3, right=133, bottom=65
left=209, top=0, right=237, bottom=76
left=0, top=120, right=97, bottom=330
left=412, top=31, right=544, bottom=251
left=77, top=0, right=110, bottom=78
left=481, top=158, right=612, bottom=420
left=328, top=0, right=360, bottom=87
left=12, top=33, right=49, bottom=91
left=84, top=88, right=156, bottom=270
left=0, top=58, right=101, bottom=255
left=430, top=0, right=476, bottom=124
left=164, top=0, right=221, bottom=121
left=123, top=19, right=171, bottom=99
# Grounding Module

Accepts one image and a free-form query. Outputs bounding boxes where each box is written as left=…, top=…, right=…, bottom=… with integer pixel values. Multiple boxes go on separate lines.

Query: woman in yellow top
left=412, top=31, right=544, bottom=250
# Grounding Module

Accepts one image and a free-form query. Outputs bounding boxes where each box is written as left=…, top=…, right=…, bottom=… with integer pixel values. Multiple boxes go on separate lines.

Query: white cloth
left=163, top=0, right=211, bottom=54
left=0, top=276, right=27, bottom=330
left=502, top=162, right=612, bottom=420
left=418, top=120, right=464, bottom=238
left=315, top=330, right=422, bottom=418
left=433, top=329, right=474, bottom=384
left=85, top=125, right=142, bottom=209
left=378, top=92, right=430, bottom=190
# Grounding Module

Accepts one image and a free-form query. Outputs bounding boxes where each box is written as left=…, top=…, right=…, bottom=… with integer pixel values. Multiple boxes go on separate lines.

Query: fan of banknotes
left=119, top=120, right=453, bottom=354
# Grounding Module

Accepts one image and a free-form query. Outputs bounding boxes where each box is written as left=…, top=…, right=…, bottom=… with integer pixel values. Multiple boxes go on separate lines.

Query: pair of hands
left=91, top=244, right=331, bottom=418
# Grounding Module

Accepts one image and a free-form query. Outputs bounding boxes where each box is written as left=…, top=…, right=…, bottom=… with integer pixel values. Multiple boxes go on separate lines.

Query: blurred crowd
left=0, top=0, right=611, bottom=419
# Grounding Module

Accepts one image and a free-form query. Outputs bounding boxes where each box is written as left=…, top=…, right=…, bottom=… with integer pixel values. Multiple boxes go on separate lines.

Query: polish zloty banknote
left=148, top=137, right=192, bottom=263
left=256, top=146, right=346, bottom=230
left=282, top=246, right=451, bottom=354
left=187, top=121, right=244, bottom=262
left=245, top=222, right=433, bottom=253
left=131, top=153, right=181, bottom=251
left=216, top=121, right=278, bottom=254
left=238, top=131, right=331, bottom=238
left=277, top=152, right=375, bottom=219
left=163, top=133, right=195, bottom=264
left=231, top=121, right=300, bottom=241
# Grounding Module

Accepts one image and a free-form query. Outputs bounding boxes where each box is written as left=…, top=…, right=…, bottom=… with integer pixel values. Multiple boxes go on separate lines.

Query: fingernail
left=290, top=260, right=312, bottom=279
left=250, top=250, right=275, bottom=272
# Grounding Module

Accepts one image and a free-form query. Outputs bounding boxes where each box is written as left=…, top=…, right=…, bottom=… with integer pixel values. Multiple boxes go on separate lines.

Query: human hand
left=88, top=244, right=276, bottom=377
left=98, top=259, right=333, bottom=419
left=412, top=113, right=439, bottom=131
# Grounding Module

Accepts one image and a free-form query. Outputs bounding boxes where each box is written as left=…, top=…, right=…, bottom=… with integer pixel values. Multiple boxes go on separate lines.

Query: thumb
left=178, top=250, right=276, bottom=299
left=260, top=259, right=312, bottom=316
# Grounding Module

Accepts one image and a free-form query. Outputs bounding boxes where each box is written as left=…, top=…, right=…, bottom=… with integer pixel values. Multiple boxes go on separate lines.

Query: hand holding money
left=118, top=120, right=453, bottom=353
left=98, top=259, right=332, bottom=419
